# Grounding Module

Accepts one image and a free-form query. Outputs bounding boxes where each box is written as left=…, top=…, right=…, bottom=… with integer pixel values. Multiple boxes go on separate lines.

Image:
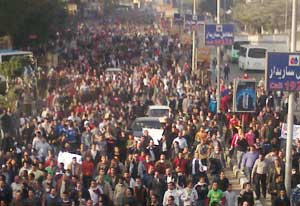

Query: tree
left=0, top=0, right=67, bottom=47
left=233, top=0, right=286, bottom=33
left=0, top=57, right=25, bottom=79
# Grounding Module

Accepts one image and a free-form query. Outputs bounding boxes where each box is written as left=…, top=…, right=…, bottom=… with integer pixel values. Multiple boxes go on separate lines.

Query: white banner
left=280, top=123, right=300, bottom=139
left=57, top=152, right=82, bottom=169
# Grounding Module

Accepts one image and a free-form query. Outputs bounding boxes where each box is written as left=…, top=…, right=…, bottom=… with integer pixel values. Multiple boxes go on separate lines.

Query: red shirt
left=82, top=160, right=94, bottom=176
left=231, top=133, right=239, bottom=148
left=173, top=157, right=188, bottom=174
left=230, top=118, right=239, bottom=128
left=245, top=131, right=255, bottom=146
left=145, top=161, right=155, bottom=172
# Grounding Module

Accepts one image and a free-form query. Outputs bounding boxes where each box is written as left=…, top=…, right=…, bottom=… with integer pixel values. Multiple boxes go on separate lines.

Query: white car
left=105, top=67, right=122, bottom=72
left=130, top=117, right=164, bottom=145
left=146, top=105, right=171, bottom=123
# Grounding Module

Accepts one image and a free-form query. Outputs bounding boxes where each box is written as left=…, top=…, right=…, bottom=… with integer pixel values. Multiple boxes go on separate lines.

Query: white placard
left=57, top=152, right=82, bottom=169
left=280, top=123, right=300, bottom=140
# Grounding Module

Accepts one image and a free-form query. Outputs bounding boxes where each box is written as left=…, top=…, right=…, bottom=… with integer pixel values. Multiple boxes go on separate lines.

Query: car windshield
left=239, top=47, right=247, bottom=57
left=233, top=41, right=250, bottom=50
left=248, top=48, right=266, bottom=58
left=131, top=120, right=162, bottom=131
left=149, top=109, right=169, bottom=117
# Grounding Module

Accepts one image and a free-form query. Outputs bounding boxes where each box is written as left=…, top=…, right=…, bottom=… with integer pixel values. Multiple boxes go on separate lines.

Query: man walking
left=224, top=64, right=230, bottom=81
left=251, top=153, right=268, bottom=199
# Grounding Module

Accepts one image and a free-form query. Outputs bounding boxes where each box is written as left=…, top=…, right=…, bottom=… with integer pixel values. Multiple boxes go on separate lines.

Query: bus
left=238, top=45, right=267, bottom=71
left=0, top=50, right=33, bottom=63
left=231, top=41, right=250, bottom=63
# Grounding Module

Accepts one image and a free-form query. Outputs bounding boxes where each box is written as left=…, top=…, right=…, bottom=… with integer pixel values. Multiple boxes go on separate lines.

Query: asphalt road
left=210, top=62, right=265, bottom=86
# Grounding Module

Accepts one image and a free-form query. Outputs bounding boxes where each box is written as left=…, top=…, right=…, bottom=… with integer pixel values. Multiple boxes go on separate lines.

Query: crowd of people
left=0, top=8, right=300, bottom=206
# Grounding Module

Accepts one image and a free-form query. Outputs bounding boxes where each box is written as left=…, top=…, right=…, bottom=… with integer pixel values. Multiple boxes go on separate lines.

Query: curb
left=224, top=152, right=264, bottom=206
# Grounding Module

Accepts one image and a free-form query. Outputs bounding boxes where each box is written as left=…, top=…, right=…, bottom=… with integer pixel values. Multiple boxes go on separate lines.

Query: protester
left=0, top=5, right=299, bottom=206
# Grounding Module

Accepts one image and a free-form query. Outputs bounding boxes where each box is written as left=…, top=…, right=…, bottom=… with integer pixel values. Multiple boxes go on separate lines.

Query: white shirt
left=173, top=137, right=188, bottom=149
left=11, top=183, right=23, bottom=198
left=163, top=189, right=181, bottom=206
left=224, top=191, right=237, bottom=206
left=181, top=187, right=198, bottom=206
left=88, top=187, right=103, bottom=206
left=192, top=158, right=203, bottom=175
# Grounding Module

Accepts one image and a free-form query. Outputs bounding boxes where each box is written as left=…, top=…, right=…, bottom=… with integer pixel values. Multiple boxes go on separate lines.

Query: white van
left=0, top=50, right=33, bottom=63
left=238, top=45, right=267, bottom=71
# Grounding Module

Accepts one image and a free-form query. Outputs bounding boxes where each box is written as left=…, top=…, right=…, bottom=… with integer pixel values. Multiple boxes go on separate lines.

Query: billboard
left=204, top=24, right=234, bottom=46
left=197, top=47, right=211, bottom=64
left=280, top=123, right=300, bottom=140
left=233, top=79, right=256, bottom=112
left=266, top=52, right=300, bottom=91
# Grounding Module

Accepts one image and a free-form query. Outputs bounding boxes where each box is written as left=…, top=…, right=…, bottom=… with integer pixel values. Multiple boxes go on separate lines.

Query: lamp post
left=191, top=0, right=197, bottom=73
left=216, top=0, right=221, bottom=113
left=285, top=0, right=297, bottom=198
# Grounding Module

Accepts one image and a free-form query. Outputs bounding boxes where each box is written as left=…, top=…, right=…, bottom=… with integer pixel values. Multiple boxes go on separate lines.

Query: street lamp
left=192, top=0, right=197, bottom=74
left=285, top=0, right=297, bottom=198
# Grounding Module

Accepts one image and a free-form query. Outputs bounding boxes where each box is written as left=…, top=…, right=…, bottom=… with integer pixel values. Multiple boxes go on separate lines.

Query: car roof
left=240, top=45, right=267, bottom=49
left=105, top=67, right=122, bottom=72
left=148, top=105, right=170, bottom=110
left=133, top=117, right=162, bottom=122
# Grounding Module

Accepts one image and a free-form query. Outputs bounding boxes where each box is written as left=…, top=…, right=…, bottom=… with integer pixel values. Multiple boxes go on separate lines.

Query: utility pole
left=216, top=0, right=221, bottom=113
left=192, top=0, right=197, bottom=73
left=285, top=0, right=288, bottom=33
left=180, top=0, right=183, bottom=39
left=285, top=0, right=297, bottom=198
left=180, top=0, right=183, bottom=16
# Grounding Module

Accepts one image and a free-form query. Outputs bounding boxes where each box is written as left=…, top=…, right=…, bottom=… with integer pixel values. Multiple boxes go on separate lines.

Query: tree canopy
left=0, top=57, right=29, bottom=79
left=0, top=0, right=67, bottom=47
left=233, top=0, right=286, bottom=33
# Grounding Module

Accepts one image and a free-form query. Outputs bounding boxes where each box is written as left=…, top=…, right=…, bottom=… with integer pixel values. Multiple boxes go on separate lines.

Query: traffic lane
left=210, top=63, right=265, bottom=85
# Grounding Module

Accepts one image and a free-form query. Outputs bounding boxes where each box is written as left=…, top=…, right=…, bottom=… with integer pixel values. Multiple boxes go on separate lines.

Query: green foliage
left=0, top=0, right=67, bottom=47
left=0, top=81, right=6, bottom=96
left=233, top=0, right=286, bottom=33
left=0, top=57, right=24, bottom=79
left=0, top=86, right=18, bottom=109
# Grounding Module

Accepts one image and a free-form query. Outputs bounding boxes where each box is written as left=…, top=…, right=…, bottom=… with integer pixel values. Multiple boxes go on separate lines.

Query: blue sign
left=267, top=52, right=300, bottom=91
left=185, top=14, right=205, bottom=27
left=174, top=13, right=182, bottom=23
left=204, top=24, right=234, bottom=46
left=234, top=79, right=256, bottom=112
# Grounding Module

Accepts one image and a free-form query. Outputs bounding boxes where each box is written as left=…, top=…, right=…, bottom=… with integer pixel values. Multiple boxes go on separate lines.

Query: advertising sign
left=174, top=13, right=182, bottom=23
left=185, top=14, right=204, bottom=28
left=233, top=79, right=256, bottom=112
left=280, top=123, right=300, bottom=140
left=197, top=47, right=211, bottom=64
left=266, top=52, right=300, bottom=91
left=205, top=24, right=234, bottom=46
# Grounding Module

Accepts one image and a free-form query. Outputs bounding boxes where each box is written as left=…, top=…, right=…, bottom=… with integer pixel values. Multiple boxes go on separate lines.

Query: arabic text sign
left=280, top=123, right=300, bottom=140
left=267, top=52, right=300, bottom=91
left=205, top=24, right=234, bottom=46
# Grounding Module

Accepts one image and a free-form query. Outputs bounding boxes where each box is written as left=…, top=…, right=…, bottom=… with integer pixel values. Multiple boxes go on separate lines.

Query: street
left=210, top=60, right=265, bottom=85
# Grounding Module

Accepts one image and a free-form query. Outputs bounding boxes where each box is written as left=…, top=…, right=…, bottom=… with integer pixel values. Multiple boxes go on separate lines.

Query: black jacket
left=236, top=139, right=249, bottom=152
left=0, top=185, right=12, bottom=205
